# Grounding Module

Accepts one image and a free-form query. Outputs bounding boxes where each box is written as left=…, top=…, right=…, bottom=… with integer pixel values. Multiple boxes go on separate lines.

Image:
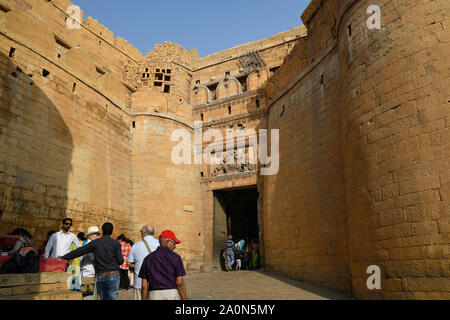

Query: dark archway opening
left=213, top=186, right=260, bottom=270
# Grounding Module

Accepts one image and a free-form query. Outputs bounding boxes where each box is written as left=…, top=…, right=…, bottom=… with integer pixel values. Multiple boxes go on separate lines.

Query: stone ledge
left=202, top=109, right=267, bottom=128
left=0, top=282, right=69, bottom=296
left=0, top=272, right=70, bottom=288
left=193, top=89, right=265, bottom=111
left=0, top=272, right=82, bottom=300
left=1, top=290, right=82, bottom=300
left=202, top=170, right=258, bottom=183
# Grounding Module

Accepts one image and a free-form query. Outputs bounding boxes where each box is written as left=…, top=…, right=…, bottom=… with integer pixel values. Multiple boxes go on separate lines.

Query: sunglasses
left=64, top=223, right=72, bottom=226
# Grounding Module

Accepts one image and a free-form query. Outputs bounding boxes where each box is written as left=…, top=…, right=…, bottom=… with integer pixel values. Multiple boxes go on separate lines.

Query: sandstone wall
left=339, top=0, right=450, bottom=299
left=263, top=29, right=350, bottom=293
left=1, top=0, right=447, bottom=292
left=0, top=0, right=139, bottom=243
left=130, top=116, right=204, bottom=271
left=190, top=29, right=305, bottom=271
left=192, top=27, right=306, bottom=89
left=131, top=42, right=196, bottom=123
left=195, top=26, right=307, bottom=71
left=264, top=0, right=449, bottom=299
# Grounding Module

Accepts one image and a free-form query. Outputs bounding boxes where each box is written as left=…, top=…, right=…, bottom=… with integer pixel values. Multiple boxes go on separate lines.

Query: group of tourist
left=0, top=209, right=187, bottom=300
left=222, top=235, right=260, bottom=272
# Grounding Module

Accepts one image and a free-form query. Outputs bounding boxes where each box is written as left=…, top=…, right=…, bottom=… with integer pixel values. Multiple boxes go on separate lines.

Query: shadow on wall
left=260, top=33, right=351, bottom=293
left=0, top=50, right=73, bottom=246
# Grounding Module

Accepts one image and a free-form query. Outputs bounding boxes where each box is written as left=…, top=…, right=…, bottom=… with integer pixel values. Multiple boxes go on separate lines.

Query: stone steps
left=0, top=272, right=82, bottom=300
left=2, top=290, right=82, bottom=300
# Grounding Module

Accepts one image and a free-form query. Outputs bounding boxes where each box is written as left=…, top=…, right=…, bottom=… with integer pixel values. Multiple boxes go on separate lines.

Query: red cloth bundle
left=0, top=256, right=11, bottom=266
left=39, top=257, right=67, bottom=272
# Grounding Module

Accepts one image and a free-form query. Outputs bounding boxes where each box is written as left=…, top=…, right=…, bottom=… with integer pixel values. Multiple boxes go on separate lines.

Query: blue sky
left=71, top=0, right=311, bottom=57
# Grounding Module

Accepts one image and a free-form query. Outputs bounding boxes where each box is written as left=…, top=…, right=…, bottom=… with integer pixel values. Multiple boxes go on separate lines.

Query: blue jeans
left=226, top=251, right=235, bottom=267
left=96, top=273, right=120, bottom=300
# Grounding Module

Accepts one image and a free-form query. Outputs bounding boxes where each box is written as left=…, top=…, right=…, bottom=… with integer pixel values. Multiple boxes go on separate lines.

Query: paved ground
left=114, top=270, right=351, bottom=300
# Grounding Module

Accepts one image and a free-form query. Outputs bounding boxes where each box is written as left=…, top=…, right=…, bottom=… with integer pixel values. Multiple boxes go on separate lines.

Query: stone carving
left=211, top=151, right=256, bottom=177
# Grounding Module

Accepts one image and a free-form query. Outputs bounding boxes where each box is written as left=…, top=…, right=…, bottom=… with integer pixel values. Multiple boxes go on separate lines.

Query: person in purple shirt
left=138, top=230, right=187, bottom=300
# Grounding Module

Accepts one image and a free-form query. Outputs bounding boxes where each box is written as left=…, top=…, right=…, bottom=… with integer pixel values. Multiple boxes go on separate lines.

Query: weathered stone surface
left=2, top=290, right=82, bottom=300
left=0, top=272, right=69, bottom=287
left=0, top=0, right=448, bottom=300
left=0, top=272, right=81, bottom=300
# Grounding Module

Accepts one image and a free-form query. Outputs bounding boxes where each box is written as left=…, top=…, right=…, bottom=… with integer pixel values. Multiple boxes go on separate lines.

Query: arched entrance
left=212, top=186, right=260, bottom=269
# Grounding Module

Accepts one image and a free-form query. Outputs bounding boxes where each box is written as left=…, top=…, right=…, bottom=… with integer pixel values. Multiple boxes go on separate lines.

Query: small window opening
left=72, top=83, right=77, bottom=92
left=348, top=24, right=352, bottom=37
left=155, top=73, right=163, bottom=81
left=256, top=99, right=260, bottom=108
left=200, top=172, right=204, bottom=178
left=269, top=66, right=280, bottom=74
left=320, top=74, right=324, bottom=85
left=166, top=69, right=171, bottom=74
left=0, top=4, right=11, bottom=13
left=164, top=85, right=171, bottom=93
left=280, top=105, right=285, bottom=117
left=142, top=73, right=146, bottom=78
left=201, top=113, right=204, bottom=121
left=96, top=67, right=106, bottom=75
left=145, top=68, right=149, bottom=72
left=147, top=73, right=150, bottom=78
left=196, top=80, right=200, bottom=84
left=55, top=36, right=71, bottom=50
left=228, top=106, right=232, bottom=115
left=154, top=82, right=162, bottom=87
left=9, top=47, right=15, bottom=58
left=156, top=68, right=160, bottom=72
left=165, top=76, right=171, bottom=81
left=225, top=71, right=230, bottom=77
left=132, top=121, right=136, bottom=129
left=42, top=69, right=50, bottom=77
left=57, top=53, right=61, bottom=59
left=162, top=69, right=166, bottom=73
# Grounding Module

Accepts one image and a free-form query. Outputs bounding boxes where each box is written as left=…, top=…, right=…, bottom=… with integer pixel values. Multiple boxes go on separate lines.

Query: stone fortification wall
left=0, top=0, right=141, bottom=242
left=263, top=0, right=449, bottom=299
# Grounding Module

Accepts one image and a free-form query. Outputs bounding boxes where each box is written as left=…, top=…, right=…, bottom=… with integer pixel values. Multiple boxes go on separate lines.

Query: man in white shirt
left=127, top=225, right=159, bottom=300
left=44, top=218, right=79, bottom=259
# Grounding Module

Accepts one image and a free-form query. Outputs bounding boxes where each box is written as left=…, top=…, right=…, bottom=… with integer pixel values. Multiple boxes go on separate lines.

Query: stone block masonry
left=264, top=0, right=449, bottom=299
left=0, top=272, right=82, bottom=300
left=0, top=0, right=448, bottom=299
